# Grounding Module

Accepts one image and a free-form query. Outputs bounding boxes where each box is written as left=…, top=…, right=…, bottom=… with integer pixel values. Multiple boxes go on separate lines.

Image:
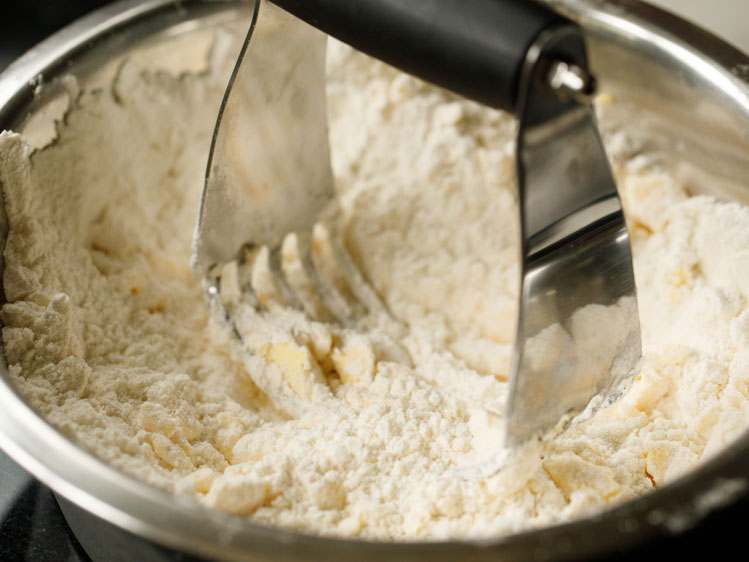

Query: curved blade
left=193, top=0, right=334, bottom=275
left=505, top=25, right=641, bottom=446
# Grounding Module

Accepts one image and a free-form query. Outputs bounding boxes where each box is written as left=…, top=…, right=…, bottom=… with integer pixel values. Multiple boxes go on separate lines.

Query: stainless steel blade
left=505, top=25, right=641, bottom=446
left=193, top=0, right=333, bottom=276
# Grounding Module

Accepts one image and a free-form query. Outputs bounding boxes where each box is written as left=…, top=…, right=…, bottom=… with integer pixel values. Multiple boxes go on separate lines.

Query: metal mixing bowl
left=1, top=1, right=749, bottom=560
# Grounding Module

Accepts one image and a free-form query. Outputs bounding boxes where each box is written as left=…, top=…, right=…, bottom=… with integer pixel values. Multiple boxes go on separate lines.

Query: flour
left=2, top=35, right=749, bottom=541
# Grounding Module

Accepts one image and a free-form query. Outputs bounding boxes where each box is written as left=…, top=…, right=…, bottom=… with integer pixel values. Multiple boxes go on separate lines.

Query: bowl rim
left=1, top=0, right=749, bottom=560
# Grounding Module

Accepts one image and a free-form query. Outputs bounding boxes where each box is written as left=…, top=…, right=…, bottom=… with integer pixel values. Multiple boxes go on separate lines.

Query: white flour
left=2, top=37, right=749, bottom=540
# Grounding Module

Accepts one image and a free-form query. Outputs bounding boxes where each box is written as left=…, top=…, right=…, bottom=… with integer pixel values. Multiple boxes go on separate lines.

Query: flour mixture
left=1, top=36, right=749, bottom=541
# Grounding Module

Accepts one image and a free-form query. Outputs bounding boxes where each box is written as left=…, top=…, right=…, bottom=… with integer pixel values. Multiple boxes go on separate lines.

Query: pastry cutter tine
left=193, top=0, right=642, bottom=446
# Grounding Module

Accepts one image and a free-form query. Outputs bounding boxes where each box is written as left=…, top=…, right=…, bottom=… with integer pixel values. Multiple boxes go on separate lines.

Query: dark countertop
left=1, top=1, right=112, bottom=71
left=0, top=449, right=90, bottom=562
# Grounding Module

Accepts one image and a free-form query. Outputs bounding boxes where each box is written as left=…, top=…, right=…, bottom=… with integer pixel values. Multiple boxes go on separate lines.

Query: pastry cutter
left=192, top=0, right=642, bottom=446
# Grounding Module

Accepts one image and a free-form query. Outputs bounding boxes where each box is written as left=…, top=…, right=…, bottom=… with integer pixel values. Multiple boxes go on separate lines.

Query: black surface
left=0, top=449, right=91, bottom=562
left=1, top=1, right=112, bottom=70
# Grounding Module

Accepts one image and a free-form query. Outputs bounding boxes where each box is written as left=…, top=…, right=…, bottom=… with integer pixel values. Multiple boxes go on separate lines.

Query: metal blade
left=193, top=0, right=334, bottom=275
left=505, top=25, right=641, bottom=446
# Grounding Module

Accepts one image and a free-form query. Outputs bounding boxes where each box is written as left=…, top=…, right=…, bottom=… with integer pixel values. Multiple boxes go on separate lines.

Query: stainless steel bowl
left=1, top=1, right=749, bottom=561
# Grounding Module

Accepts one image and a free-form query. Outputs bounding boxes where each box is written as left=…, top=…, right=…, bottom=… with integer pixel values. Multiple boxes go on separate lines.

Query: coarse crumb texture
left=2, top=34, right=749, bottom=541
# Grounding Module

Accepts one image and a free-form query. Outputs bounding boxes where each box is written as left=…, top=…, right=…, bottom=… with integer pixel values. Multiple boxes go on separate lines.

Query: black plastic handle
left=269, top=0, right=570, bottom=112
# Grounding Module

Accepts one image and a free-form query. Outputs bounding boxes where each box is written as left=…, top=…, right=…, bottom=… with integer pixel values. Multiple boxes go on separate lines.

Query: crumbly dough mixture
left=2, top=37, right=749, bottom=540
